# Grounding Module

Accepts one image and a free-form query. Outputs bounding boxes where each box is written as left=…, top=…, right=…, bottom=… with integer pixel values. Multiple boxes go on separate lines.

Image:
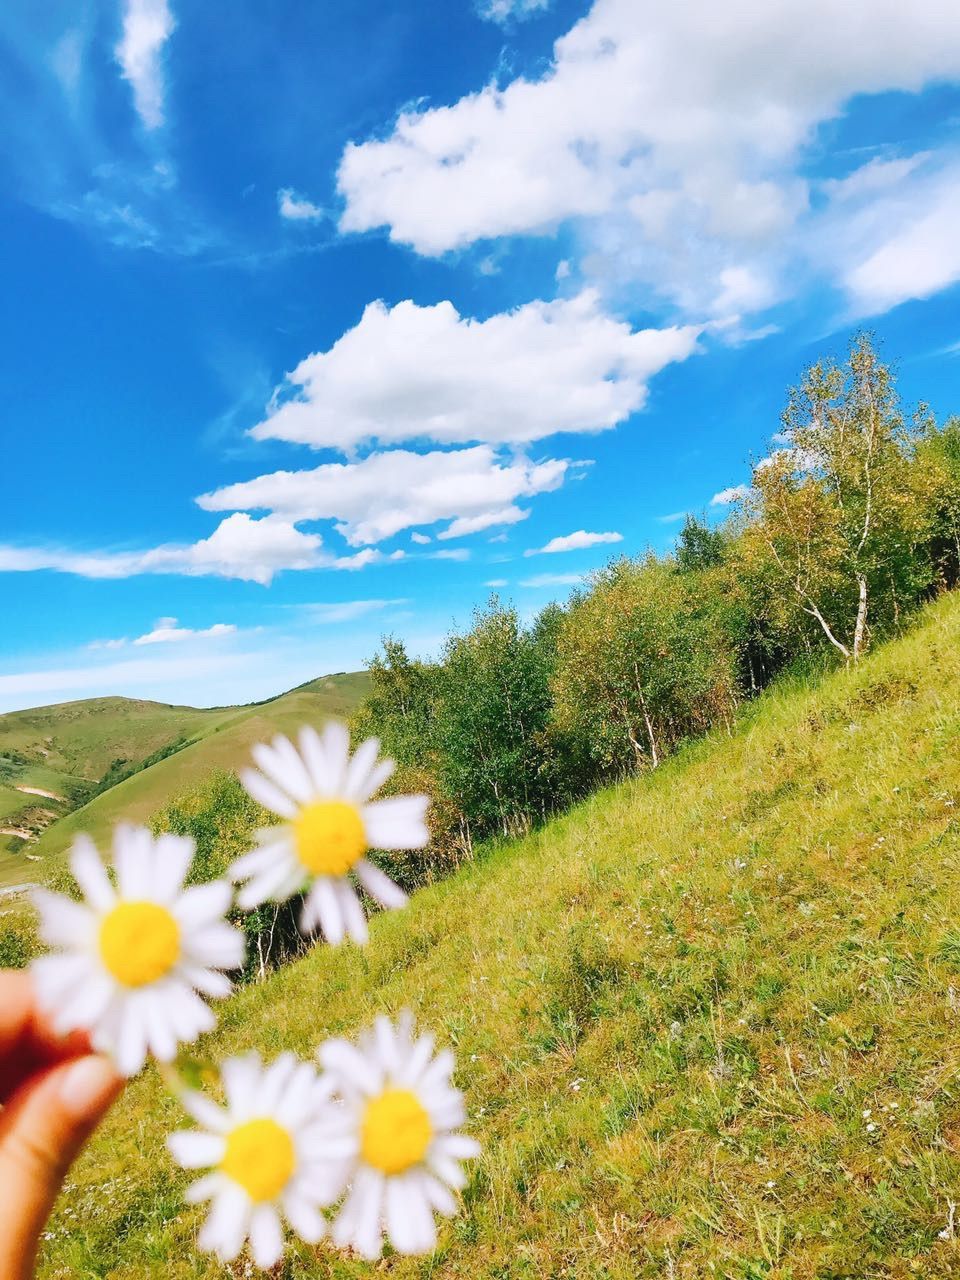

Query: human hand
left=0, top=971, right=123, bottom=1280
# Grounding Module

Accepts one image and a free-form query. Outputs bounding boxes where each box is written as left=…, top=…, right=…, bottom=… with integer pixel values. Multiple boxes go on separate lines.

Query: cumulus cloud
left=338, top=0, right=960, bottom=316
left=278, top=188, right=326, bottom=221
left=524, top=529, right=623, bottom=556
left=410, top=531, right=432, bottom=545
left=437, top=506, right=529, bottom=540
left=199, top=446, right=571, bottom=546
left=133, top=618, right=237, bottom=645
left=0, top=514, right=379, bottom=585
left=248, top=291, right=699, bottom=451
left=711, top=484, right=752, bottom=506
left=115, top=0, right=175, bottom=130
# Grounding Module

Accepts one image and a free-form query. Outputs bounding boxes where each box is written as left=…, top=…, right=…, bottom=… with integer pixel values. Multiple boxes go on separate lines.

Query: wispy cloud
left=298, top=599, right=409, bottom=625
left=711, top=485, right=751, bottom=506
left=518, top=572, right=585, bottom=588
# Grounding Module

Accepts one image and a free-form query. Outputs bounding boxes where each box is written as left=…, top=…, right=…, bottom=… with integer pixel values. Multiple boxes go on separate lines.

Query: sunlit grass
left=39, top=594, right=960, bottom=1278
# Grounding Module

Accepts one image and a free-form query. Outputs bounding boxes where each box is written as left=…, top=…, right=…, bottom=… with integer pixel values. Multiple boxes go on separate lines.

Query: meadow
left=36, top=589, right=960, bottom=1279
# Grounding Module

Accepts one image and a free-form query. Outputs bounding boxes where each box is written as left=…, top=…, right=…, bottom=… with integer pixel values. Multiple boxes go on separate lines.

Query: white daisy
left=231, top=723, right=429, bottom=945
left=31, top=826, right=245, bottom=1077
left=168, top=1052, right=342, bottom=1269
left=314, top=1014, right=480, bottom=1260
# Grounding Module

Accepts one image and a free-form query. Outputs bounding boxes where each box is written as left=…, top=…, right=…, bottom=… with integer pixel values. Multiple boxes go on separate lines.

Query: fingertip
left=57, top=1055, right=123, bottom=1121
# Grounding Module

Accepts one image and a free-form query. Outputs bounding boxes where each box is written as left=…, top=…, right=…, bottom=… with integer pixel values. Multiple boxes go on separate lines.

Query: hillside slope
left=40, top=595, right=960, bottom=1279
left=0, top=673, right=368, bottom=888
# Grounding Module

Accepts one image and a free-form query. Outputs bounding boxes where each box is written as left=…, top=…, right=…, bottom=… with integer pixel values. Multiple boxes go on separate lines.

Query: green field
left=36, top=592, right=960, bottom=1278
left=0, top=672, right=369, bottom=890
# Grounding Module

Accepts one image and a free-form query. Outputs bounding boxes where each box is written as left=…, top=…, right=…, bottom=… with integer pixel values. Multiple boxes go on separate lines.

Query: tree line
left=355, top=335, right=960, bottom=881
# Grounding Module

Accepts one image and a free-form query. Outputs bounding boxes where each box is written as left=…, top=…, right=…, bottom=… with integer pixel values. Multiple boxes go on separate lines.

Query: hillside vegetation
left=40, top=590, right=960, bottom=1279
left=0, top=673, right=368, bottom=889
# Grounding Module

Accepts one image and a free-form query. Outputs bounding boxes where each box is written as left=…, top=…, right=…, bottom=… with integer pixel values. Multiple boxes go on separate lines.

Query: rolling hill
left=0, top=672, right=369, bottom=890
left=38, top=593, right=960, bottom=1278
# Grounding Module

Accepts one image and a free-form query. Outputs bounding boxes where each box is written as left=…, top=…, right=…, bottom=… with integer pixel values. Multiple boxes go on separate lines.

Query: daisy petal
left=249, top=1204, right=284, bottom=1269
left=69, top=836, right=115, bottom=910
left=168, top=1131, right=226, bottom=1169
left=363, top=795, right=430, bottom=850
left=342, top=736, right=381, bottom=802
left=240, top=767, right=298, bottom=819
left=355, top=859, right=408, bottom=910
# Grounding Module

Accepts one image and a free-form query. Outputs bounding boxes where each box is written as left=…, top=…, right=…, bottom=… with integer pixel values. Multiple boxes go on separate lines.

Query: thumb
left=0, top=1055, right=123, bottom=1280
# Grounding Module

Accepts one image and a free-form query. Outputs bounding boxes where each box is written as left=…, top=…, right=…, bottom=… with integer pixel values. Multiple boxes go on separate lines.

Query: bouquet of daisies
left=31, top=722, right=479, bottom=1268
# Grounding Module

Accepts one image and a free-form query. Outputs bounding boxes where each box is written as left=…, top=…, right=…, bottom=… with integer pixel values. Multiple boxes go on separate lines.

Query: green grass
left=39, top=594, right=960, bottom=1279
left=0, top=673, right=369, bottom=889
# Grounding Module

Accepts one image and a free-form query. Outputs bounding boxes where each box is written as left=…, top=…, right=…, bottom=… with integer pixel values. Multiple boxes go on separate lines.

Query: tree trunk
left=852, top=573, right=868, bottom=661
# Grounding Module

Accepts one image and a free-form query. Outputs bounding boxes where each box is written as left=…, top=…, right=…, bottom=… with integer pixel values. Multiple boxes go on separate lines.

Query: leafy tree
left=676, top=516, right=725, bottom=573
left=745, top=334, right=925, bottom=661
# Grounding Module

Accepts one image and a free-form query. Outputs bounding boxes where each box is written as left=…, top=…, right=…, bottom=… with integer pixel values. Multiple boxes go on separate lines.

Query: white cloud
left=477, top=0, right=550, bottom=24
left=248, top=291, right=699, bottom=451
left=115, top=0, right=175, bottom=130
left=655, top=511, right=688, bottom=524
left=485, top=578, right=509, bottom=587
left=519, top=572, right=585, bottom=588
left=133, top=618, right=237, bottom=646
left=338, top=0, right=960, bottom=316
left=431, top=548, right=470, bottom=561
left=0, top=654, right=249, bottom=705
left=842, top=163, right=960, bottom=315
left=711, top=484, right=751, bottom=506
left=0, top=514, right=380, bottom=585
left=278, top=188, right=326, bottom=222
left=437, top=506, right=529, bottom=540
left=524, top=529, right=622, bottom=556
left=410, top=531, right=432, bottom=545
left=299, top=599, right=409, bottom=624
left=199, top=446, right=570, bottom=546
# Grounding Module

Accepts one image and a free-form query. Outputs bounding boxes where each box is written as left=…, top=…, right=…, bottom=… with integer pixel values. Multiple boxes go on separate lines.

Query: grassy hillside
left=39, top=594, right=960, bottom=1279
left=0, top=673, right=368, bottom=890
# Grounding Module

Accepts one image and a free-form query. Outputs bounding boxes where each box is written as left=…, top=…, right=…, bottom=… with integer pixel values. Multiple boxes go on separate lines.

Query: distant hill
left=0, top=672, right=369, bottom=889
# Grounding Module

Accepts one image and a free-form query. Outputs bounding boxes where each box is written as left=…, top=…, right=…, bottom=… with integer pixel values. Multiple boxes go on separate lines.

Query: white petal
left=249, top=1204, right=285, bottom=1269
left=240, top=767, right=298, bottom=819
left=342, top=737, right=382, bottom=802
left=362, top=795, right=430, bottom=850
left=114, top=825, right=153, bottom=898
left=198, top=1185, right=251, bottom=1261
left=69, top=836, right=115, bottom=910
left=185, top=1172, right=225, bottom=1204
left=168, top=1131, right=226, bottom=1169
left=354, top=859, right=408, bottom=910
left=283, top=1193, right=326, bottom=1243
left=298, top=725, right=329, bottom=793
left=181, top=1090, right=230, bottom=1133
left=222, top=1053, right=263, bottom=1118
left=427, top=1152, right=468, bottom=1191
left=302, top=879, right=344, bottom=945
left=419, top=1169, right=458, bottom=1217
left=336, top=881, right=369, bottom=945
left=184, top=923, right=246, bottom=971
left=252, top=736, right=314, bottom=806
left=320, top=721, right=351, bottom=794
left=32, top=890, right=96, bottom=948
left=397, top=1034, right=438, bottom=1090
left=179, top=964, right=233, bottom=1001
left=385, top=1174, right=421, bottom=1255
left=435, top=1133, right=481, bottom=1161
left=317, top=1040, right=383, bottom=1096
left=175, top=880, right=233, bottom=929
left=142, top=989, right=180, bottom=1063
left=239, top=856, right=303, bottom=908
left=114, top=997, right=149, bottom=1077
left=151, top=833, right=196, bottom=903
left=230, top=841, right=291, bottom=881
left=335, top=1167, right=384, bottom=1260
left=357, top=756, right=396, bottom=803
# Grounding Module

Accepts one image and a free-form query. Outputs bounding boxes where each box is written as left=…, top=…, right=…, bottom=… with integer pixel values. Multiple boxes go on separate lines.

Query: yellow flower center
left=361, top=1088, right=433, bottom=1175
left=292, top=800, right=366, bottom=876
left=220, top=1118, right=296, bottom=1203
left=98, top=901, right=181, bottom=987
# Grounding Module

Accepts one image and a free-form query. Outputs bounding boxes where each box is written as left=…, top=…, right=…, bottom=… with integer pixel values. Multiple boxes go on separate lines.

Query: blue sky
left=1, top=0, right=959, bottom=712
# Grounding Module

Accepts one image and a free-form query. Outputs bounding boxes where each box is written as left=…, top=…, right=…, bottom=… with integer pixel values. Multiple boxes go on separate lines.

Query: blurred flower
left=232, top=723, right=428, bottom=944
left=314, top=1014, right=480, bottom=1259
left=32, top=827, right=244, bottom=1076
left=168, top=1052, right=340, bottom=1268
